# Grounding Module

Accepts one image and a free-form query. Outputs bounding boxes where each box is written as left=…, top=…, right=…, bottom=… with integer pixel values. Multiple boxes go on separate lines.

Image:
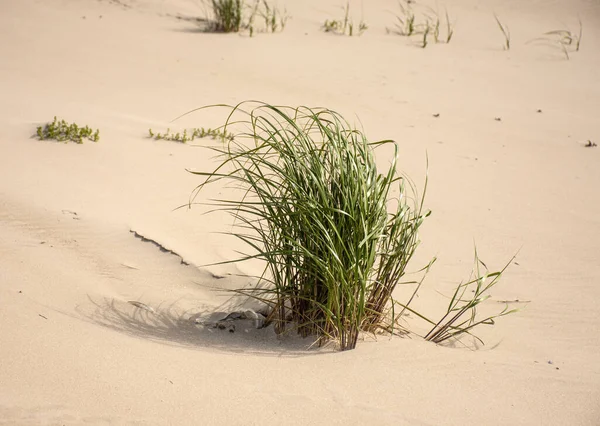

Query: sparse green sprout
left=322, top=19, right=340, bottom=33
left=432, top=17, right=440, bottom=43
left=394, top=249, right=519, bottom=346
left=494, top=14, right=510, bottom=50
left=411, top=250, right=518, bottom=345
left=388, top=2, right=454, bottom=48
left=576, top=19, right=582, bottom=51
left=322, top=2, right=367, bottom=36
left=407, top=14, right=416, bottom=35
left=36, top=116, right=100, bottom=144
left=148, top=126, right=234, bottom=143
left=422, top=25, right=429, bottom=48
left=258, top=0, right=284, bottom=32
left=527, top=20, right=583, bottom=60
left=208, top=0, right=287, bottom=35
left=445, top=10, right=454, bottom=43
left=387, top=0, right=415, bottom=36
left=250, top=0, right=288, bottom=35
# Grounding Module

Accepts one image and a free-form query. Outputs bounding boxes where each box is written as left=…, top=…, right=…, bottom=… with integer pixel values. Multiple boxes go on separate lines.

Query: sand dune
left=1, top=0, right=599, bottom=424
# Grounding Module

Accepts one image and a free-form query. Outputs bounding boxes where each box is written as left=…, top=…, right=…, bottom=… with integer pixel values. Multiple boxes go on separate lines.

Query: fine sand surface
left=1, top=0, right=599, bottom=424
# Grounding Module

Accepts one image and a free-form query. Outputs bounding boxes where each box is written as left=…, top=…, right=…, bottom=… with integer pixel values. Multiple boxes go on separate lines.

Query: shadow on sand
left=169, top=14, right=218, bottom=34
left=78, top=296, right=324, bottom=357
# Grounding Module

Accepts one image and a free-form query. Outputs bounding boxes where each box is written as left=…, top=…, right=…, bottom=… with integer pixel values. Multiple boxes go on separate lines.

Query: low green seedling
left=148, top=127, right=234, bottom=143
left=36, top=117, right=100, bottom=144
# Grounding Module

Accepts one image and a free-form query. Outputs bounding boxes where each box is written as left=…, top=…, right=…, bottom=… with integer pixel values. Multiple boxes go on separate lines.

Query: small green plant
left=148, top=127, right=233, bottom=143
left=527, top=20, right=583, bottom=60
left=185, top=101, right=516, bottom=351
left=322, top=2, right=367, bottom=36
left=494, top=14, right=510, bottom=50
left=36, top=117, right=100, bottom=144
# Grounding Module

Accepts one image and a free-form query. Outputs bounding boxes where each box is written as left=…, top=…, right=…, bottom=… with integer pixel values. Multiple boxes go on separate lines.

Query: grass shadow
left=78, top=296, right=323, bottom=357
left=169, top=14, right=223, bottom=34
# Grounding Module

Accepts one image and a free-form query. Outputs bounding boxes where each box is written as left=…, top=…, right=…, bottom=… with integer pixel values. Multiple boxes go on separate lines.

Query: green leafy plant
left=184, top=101, right=516, bottom=351
left=494, top=14, right=510, bottom=50
left=148, top=127, right=233, bottom=143
left=36, top=116, right=100, bottom=144
left=322, top=2, right=367, bottom=36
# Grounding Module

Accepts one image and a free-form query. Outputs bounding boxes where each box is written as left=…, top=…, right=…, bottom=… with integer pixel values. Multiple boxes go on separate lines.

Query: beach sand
left=1, top=0, right=599, bottom=424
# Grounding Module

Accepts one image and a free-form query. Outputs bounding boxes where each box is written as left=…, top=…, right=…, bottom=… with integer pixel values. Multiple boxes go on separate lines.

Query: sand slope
left=1, top=0, right=599, bottom=424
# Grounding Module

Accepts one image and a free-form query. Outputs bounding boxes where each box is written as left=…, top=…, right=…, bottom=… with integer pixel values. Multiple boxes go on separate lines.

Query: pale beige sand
left=1, top=0, right=599, bottom=424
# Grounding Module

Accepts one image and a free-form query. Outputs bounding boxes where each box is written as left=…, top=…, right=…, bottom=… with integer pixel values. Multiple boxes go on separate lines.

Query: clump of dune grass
left=184, top=102, right=516, bottom=350
left=148, top=127, right=233, bottom=143
left=36, top=116, right=99, bottom=144
left=387, top=1, right=454, bottom=47
left=494, top=14, right=510, bottom=50
left=185, top=102, right=425, bottom=350
left=322, top=2, right=368, bottom=36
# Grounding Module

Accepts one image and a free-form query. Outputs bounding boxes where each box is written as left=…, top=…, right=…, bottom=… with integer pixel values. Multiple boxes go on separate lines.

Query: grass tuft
left=181, top=101, right=517, bottom=350
left=186, top=102, right=427, bottom=350
left=210, top=0, right=243, bottom=32
left=36, top=117, right=100, bottom=144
